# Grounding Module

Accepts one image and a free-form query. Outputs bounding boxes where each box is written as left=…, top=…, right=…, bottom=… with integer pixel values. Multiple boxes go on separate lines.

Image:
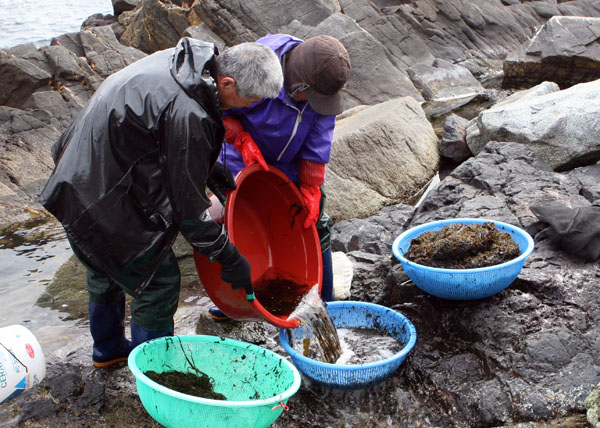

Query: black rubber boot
left=207, top=306, right=230, bottom=321
left=130, top=321, right=173, bottom=348
left=89, top=296, right=133, bottom=368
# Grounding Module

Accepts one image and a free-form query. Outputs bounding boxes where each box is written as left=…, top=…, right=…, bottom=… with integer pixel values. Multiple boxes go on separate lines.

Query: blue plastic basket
left=279, top=301, right=417, bottom=389
left=392, top=218, right=535, bottom=300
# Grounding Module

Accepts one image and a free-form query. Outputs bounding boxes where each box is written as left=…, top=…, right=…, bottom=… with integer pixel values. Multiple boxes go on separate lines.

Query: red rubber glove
left=222, top=116, right=269, bottom=171
left=298, top=159, right=326, bottom=229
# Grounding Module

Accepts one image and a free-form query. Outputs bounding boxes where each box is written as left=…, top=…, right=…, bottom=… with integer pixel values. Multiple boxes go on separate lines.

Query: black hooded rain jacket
left=40, top=38, right=229, bottom=294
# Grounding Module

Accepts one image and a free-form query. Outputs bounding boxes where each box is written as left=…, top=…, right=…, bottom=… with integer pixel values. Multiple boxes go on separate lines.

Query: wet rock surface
left=2, top=141, right=599, bottom=428
left=330, top=142, right=600, bottom=427
left=0, top=362, right=160, bottom=428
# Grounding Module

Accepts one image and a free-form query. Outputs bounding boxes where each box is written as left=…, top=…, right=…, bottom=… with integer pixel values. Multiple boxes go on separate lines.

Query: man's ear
left=217, top=76, right=236, bottom=91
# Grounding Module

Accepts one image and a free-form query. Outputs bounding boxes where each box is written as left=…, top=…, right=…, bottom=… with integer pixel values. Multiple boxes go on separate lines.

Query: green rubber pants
left=68, top=236, right=180, bottom=331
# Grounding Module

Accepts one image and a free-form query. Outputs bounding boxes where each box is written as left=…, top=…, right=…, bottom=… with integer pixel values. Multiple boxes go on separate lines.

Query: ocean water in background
left=0, top=0, right=113, bottom=49
left=0, top=1, right=115, bottom=357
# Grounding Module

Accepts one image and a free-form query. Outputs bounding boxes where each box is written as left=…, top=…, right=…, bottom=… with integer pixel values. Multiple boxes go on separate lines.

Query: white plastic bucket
left=0, top=325, right=46, bottom=404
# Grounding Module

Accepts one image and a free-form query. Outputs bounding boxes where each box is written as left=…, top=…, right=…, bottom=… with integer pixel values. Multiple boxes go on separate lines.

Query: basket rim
left=391, top=218, right=535, bottom=273
left=279, top=301, right=417, bottom=371
left=128, top=334, right=301, bottom=407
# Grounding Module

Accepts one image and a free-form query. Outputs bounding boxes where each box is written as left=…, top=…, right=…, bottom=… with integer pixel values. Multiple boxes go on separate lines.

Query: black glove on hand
left=217, top=242, right=253, bottom=295
left=207, top=162, right=236, bottom=205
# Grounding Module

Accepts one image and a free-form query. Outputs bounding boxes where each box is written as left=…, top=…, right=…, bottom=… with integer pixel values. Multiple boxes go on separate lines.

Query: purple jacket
left=219, top=34, right=336, bottom=183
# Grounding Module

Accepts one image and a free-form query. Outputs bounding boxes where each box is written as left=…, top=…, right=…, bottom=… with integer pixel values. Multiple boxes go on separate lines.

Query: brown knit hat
left=285, top=35, right=351, bottom=115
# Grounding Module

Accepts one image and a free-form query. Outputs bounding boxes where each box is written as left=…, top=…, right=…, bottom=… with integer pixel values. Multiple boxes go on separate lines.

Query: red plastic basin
left=193, top=164, right=322, bottom=328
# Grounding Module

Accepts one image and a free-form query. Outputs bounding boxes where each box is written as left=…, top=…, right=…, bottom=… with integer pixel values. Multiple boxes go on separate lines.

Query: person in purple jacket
left=208, top=34, right=351, bottom=320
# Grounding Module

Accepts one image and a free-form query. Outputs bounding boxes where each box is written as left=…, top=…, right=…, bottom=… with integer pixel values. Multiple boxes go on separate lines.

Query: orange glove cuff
left=298, top=159, right=325, bottom=187
left=233, top=132, right=269, bottom=171
left=222, top=116, right=245, bottom=145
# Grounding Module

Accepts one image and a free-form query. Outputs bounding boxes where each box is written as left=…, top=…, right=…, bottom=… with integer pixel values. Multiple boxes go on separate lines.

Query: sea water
left=0, top=0, right=113, bottom=49
left=335, top=327, right=404, bottom=365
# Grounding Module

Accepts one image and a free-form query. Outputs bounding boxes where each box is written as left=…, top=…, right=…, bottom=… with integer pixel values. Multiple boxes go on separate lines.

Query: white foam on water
left=335, top=328, right=404, bottom=365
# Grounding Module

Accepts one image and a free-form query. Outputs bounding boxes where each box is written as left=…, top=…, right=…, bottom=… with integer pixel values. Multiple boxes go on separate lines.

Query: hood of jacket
left=170, top=37, right=222, bottom=125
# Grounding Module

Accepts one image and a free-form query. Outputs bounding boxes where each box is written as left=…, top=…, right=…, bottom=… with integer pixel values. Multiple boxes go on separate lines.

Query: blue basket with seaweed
left=279, top=301, right=416, bottom=389
left=392, top=218, right=534, bottom=300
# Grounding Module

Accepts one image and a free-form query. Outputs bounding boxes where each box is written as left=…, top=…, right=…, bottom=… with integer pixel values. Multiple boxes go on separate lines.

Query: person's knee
left=130, top=290, right=179, bottom=331
left=87, top=280, right=124, bottom=305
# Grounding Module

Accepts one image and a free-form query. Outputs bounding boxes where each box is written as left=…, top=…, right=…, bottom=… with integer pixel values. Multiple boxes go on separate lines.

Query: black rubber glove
left=207, top=162, right=236, bottom=205
left=217, top=242, right=254, bottom=296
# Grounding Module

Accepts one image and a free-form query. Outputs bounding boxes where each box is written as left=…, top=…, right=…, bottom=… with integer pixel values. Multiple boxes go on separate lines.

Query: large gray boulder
left=325, top=97, right=439, bottom=222
left=504, top=16, right=600, bottom=89
left=119, top=0, right=202, bottom=53
left=0, top=27, right=146, bottom=225
left=466, top=78, right=600, bottom=170
left=409, top=58, right=485, bottom=118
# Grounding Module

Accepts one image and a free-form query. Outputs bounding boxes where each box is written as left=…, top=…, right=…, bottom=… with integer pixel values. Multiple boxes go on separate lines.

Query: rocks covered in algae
left=405, top=222, right=521, bottom=268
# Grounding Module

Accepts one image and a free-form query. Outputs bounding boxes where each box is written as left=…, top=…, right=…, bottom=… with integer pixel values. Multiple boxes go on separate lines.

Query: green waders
left=68, top=236, right=181, bottom=332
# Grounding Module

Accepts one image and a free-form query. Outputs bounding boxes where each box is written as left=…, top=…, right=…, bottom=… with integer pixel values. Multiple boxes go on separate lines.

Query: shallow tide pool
left=0, top=218, right=87, bottom=357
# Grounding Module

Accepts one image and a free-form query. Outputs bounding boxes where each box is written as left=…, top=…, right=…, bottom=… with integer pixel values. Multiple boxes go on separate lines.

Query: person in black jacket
left=39, top=38, right=283, bottom=367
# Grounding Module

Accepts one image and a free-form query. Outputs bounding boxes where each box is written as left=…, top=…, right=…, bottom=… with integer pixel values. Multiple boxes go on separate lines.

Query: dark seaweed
left=254, top=278, right=310, bottom=316
left=144, top=370, right=227, bottom=400
left=405, top=222, right=521, bottom=268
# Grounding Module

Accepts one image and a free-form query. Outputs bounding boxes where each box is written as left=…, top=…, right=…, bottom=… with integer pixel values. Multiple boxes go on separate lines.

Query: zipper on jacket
left=277, top=102, right=308, bottom=162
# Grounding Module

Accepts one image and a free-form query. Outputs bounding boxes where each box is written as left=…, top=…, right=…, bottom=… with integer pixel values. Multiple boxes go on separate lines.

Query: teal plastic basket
left=392, top=218, right=535, bottom=300
left=128, top=335, right=301, bottom=428
left=279, top=301, right=417, bottom=389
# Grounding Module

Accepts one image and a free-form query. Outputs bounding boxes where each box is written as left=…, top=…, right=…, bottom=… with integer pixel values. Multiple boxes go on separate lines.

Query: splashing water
left=286, top=285, right=342, bottom=363
left=335, top=328, right=405, bottom=365
left=286, top=287, right=407, bottom=366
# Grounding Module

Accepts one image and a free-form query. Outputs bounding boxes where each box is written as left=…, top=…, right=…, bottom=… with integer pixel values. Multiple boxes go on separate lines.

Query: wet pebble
left=46, top=371, right=83, bottom=400
left=18, top=399, right=57, bottom=424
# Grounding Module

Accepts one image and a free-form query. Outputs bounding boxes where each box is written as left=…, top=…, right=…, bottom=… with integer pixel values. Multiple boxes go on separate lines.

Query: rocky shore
left=1, top=1, right=600, bottom=427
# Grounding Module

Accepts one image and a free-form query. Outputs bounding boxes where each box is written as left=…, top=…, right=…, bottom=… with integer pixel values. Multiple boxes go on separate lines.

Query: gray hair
left=217, top=42, right=283, bottom=99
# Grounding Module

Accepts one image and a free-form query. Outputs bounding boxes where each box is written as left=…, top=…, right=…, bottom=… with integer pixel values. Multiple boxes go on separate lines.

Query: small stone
left=77, top=380, right=105, bottom=409
left=18, top=398, right=57, bottom=424
left=46, top=371, right=83, bottom=400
